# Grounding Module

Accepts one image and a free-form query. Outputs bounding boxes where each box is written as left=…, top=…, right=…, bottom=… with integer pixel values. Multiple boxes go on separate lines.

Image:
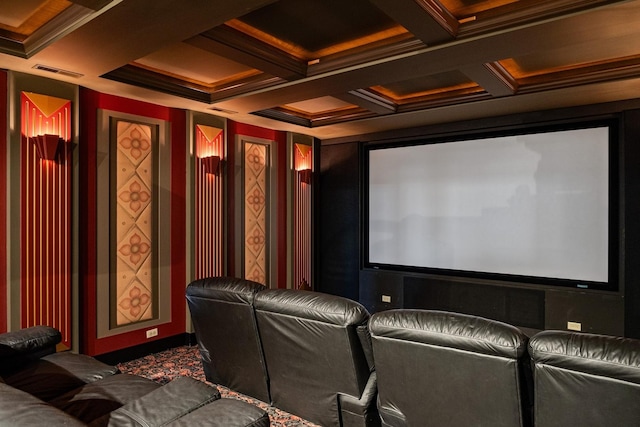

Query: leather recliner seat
left=186, top=278, right=380, bottom=427
left=529, top=330, right=640, bottom=427
left=369, top=309, right=532, bottom=427
left=254, top=288, right=379, bottom=427
left=0, top=325, right=269, bottom=426
left=186, top=276, right=270, bottom=403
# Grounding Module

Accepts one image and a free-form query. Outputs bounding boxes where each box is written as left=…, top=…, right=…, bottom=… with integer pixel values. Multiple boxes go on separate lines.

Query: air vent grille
left=208, top=106, right=238, bottom=114
left=33, top=64, right=83, bottom=78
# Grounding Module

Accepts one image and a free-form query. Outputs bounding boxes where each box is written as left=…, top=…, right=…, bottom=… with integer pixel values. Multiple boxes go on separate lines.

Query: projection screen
left=367, top=125, right=611, bottom=285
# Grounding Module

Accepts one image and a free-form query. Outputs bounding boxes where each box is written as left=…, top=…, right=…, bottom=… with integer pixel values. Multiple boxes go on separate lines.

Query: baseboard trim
left=95, top=332, right=196, bottom=365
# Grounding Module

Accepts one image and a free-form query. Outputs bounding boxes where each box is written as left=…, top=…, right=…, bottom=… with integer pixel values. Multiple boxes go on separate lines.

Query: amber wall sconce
left=298, top=168, right=312, bottom=184
left=202, top=155, right=221, bottom=175
left=31, top=134, right=66, bottom=162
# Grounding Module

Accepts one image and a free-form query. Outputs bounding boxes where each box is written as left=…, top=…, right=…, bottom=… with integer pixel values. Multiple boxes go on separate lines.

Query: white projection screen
left=367, top=126, right=611, bottom=285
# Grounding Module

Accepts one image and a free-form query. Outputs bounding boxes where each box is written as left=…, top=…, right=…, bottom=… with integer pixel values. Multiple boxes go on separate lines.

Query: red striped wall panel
left=294, top=143, right=312, bottom=290
left=20, top=92, right=72, bottom=348
left=194, top=125, right=225, bottom=279
left=0, top=71, right=7, bottom=333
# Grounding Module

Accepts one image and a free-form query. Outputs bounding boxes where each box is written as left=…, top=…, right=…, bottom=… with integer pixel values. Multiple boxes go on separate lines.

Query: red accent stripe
left=0, top=70, right=6, bottom=333
left=195, top=127, right=224, bottom=279
left=19, top=94, right=72, bottom=347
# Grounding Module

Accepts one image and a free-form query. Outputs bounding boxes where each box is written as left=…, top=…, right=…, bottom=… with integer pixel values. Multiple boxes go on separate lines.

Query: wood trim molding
left=459, top=0, right=630, bottom=37
left=189, top=25, right=308, bottom=80
left=337, top=89, right=397, bottom=115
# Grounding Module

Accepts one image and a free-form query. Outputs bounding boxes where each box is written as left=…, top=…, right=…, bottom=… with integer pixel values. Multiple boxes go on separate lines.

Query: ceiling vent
left=208, top=106, right=238, bottom=114
left=33, top=64, right=84, bottom=78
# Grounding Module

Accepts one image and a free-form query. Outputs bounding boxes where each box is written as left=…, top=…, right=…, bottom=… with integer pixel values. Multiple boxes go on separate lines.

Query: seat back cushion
left=254, top=289, right=372, bottom=427
left=0, top=382, right=85, bottom=427
left=530, top=330, right=640, bottom=427
left=370, top=309, right=530, bottom=427
left=48, top=373, right=160, bottom=424
left=186, top=276, right=270, bottom=403
left=2, top=351, right=118, bottom=401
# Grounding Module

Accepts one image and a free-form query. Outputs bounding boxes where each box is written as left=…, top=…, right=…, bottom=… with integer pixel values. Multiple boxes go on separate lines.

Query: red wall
left=227, top=120, right=288, bottom=288
left=0, top=70, right=7, bottom=333
left=79, top=88, right=186, bottom=355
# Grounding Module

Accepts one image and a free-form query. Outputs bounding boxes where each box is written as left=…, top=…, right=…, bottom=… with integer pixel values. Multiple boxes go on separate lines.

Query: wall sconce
left=298, top=168, right=312, bottom=184
left=202, top=155, right=221, bottom=175
left=31, top=134, right=65, bottom=162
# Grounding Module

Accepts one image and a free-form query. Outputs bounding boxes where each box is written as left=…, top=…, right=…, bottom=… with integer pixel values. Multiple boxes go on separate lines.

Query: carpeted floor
left=117, top=345, right=320, bottom=427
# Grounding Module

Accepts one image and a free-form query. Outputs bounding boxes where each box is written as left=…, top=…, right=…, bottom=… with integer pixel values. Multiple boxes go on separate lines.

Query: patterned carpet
left=117, top=345, right=319, bottom=427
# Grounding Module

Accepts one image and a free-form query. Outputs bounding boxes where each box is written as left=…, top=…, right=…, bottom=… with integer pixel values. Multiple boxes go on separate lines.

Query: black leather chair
left=529, top=330, right=640, bottom=427
left=370, top=309, right=532, bottom=427
left=0, top=326, right=270, bottom=426
left=254, top=289, right=379, bottom=427
left=186, top=276, right=270, bottom=403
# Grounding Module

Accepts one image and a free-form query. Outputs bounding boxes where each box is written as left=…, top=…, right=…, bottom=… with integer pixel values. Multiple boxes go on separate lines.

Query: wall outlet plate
left=567, top=321, right=582, bottom=332
left=146, top=328, right=158, bottom=338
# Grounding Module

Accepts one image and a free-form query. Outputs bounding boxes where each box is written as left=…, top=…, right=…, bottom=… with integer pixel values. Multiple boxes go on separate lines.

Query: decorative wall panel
left=20, top=92, right=72, bottom=348
left=244, top=142, right=268, bottom=285
left=195, top=125, right=224, bottom=278
left=294, top=143, right=312, bottom=290
left=113, top=121, right=154, bottom=326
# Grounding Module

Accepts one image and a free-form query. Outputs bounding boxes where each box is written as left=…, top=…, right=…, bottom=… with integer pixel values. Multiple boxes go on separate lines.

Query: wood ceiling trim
left=460, top=61, right=518, bottom=97
left=69, top=0, right=115, bottom=11
left=336, top=89, right=397, bottom=115
left=0, top=0, right=71, bottom=36
left=251, top=53, right=640, bottom=128
left=0, top=37, right=27, bottom=58
left=102, top=63, right=287, bottom=104
left=254, top=105, right=378, bottom=128
left=255, top=86, right=489, bottom=128
left=514, top=55, right=640, bottom=94
left=210, top=4, right=629, bottom=114
left=102, top=64, right=214, bottom=103
left=21, top=3, right=97, bottom=56
left=207, top=75, right=286, bottom=102
left=31, top=0, right=279, bottom=77
left=395, top=87, right=491, bottom=111
left=459, top=0, right=630, bottom=37
left=228, top=18, right=410, bottom=61
left=307, top=35, right=424, bottom=76
left=187, top=25, right=307, bottom=80
left=368, top=0, right=458, bottom=45
left=0, top=3, right=97, bottom=58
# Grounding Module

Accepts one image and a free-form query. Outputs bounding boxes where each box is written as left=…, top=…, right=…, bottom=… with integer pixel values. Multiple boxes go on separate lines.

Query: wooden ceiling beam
left=186, top=25, right=307, bottom=81
left=460, top=62, right=518, bottom=97
left=68, top=0, right=116, bottom=11
left=34, top=0, right=277, bottom=77
left=335, top=89, right=397, bottom=115
left=368, top=0, right=458, bottom=45
left=210, top=3, right=635, bottom=114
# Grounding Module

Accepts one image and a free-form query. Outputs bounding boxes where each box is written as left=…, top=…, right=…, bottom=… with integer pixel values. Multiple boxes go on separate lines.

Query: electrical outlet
left=381, top=295, right=392, bottom=303
left=567, top=321, right=582, bottom=332
left=146, top=328, right=158, bottom=338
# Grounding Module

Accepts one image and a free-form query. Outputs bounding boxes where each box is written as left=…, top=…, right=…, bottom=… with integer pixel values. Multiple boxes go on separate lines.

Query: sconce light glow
left=299, top=168, right=312, bottom=184
left=31, top=134, right=63, bottom=162
left=202, top=155, right=221, bottom=175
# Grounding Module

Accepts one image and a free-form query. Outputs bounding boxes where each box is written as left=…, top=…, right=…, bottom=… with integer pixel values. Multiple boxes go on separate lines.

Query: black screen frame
left=362, top=118, right=620, bottom=292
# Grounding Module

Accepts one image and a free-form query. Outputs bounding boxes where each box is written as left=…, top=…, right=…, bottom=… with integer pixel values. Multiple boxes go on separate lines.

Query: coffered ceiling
left=2, top=0, right=640, bottom=139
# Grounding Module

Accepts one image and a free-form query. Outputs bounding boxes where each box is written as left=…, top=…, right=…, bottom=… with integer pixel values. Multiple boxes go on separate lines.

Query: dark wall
left=318, top=100, right=640, bottom=339
left=316, top=142, right=360, bottom=300
left=623, top=109, right=640, bottom=338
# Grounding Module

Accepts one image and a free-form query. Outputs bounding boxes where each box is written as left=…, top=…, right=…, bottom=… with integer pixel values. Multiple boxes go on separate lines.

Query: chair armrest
left=91, top=376, right=220, bottom=427
left=0, top=326, right=61, bottom=373
left=339, top=372, right=381, bottom=427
